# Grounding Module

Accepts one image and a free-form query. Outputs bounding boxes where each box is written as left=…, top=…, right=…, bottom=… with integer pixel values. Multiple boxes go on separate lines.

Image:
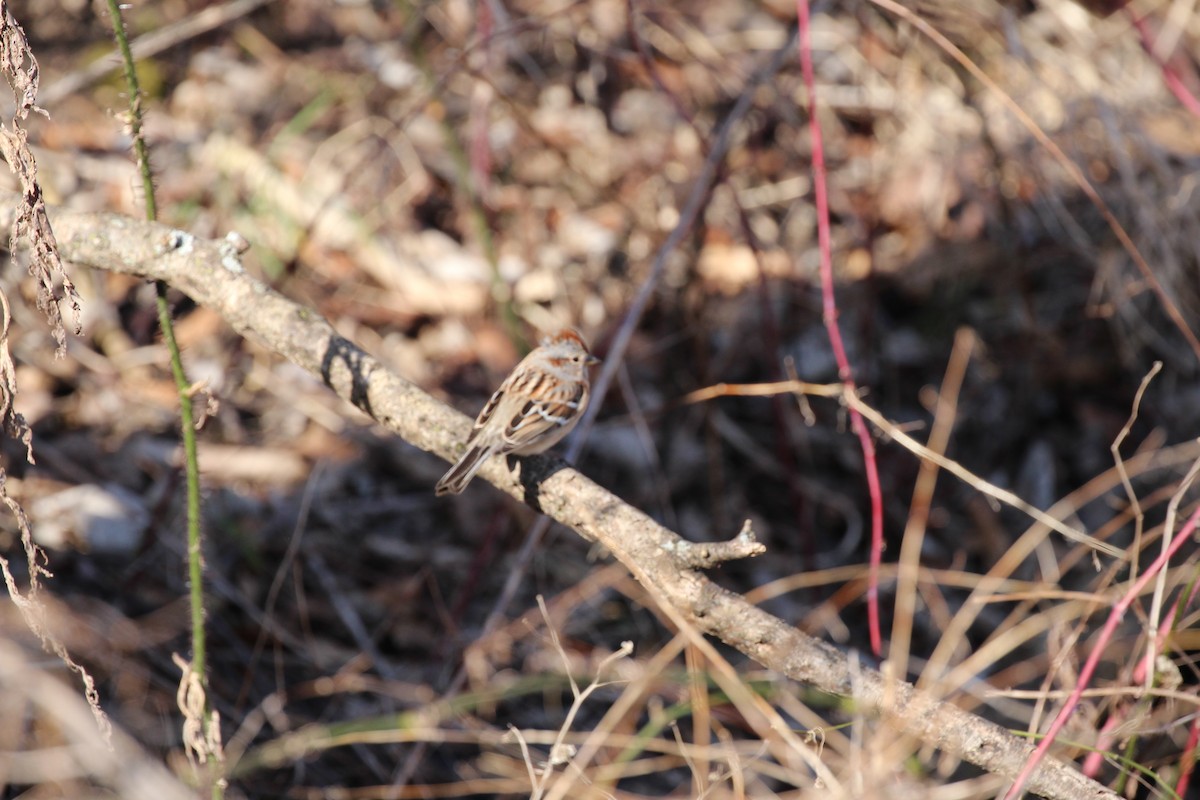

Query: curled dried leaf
left=0, top=4, right=82, bottom=358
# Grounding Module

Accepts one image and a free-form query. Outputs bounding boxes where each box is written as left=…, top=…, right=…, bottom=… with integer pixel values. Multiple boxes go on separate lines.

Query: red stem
left=1175, top=714, right=1200, bottom=798
left=1004, top=504, right=1200, bottom=798
left=795, top=0, right=886, bottom=656
left=1126, top=9, right=1200, bottom=119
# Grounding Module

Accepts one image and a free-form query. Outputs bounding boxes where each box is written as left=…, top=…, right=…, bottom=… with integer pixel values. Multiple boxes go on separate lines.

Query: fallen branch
left=0, top=193, right=1119, bottom=800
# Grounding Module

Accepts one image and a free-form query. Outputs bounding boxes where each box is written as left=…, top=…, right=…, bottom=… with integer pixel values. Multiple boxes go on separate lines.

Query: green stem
left=105, top=3, right=217, bottom=796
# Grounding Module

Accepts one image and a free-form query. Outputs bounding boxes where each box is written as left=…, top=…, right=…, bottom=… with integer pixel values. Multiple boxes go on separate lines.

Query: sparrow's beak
left=586, top=354, right=601, bottom=367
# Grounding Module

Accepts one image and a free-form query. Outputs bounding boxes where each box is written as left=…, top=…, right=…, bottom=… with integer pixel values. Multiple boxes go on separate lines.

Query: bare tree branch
left=0, top=193, right=1119, bottom=800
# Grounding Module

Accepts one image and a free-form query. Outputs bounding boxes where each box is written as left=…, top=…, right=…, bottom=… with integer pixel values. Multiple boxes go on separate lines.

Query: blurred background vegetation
left=2, top=1, right=1200, bottom=797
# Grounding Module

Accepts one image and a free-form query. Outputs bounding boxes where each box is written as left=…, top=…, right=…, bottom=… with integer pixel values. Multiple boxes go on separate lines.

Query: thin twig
left=1109, top=363, right=1162, bottom=686
left=237, top=461, right=325, bottom=711
left=1112, top=363, right=1160, bottom=586
left=565, top=25, right=800, bottom=463
left=304, top=550, right=399, bottom=681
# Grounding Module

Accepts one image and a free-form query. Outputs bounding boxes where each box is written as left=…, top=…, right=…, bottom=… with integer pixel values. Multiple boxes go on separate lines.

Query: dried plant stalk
left=0, top=0, right=107, bottom=743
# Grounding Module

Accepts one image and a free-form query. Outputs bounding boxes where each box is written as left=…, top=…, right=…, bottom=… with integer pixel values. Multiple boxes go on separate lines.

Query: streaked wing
left=465, top=384, right=507, bottom=445
left=467, top=347, right=548, bottom=445
left=501, top=376, right=586, bottom=447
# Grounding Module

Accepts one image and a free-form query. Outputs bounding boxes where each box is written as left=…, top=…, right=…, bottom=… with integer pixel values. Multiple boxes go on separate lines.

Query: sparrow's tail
left=435, top=445, right=494, bottom=495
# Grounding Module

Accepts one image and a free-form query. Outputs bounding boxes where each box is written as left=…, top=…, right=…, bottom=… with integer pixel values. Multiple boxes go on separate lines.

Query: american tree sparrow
left=435, top=328, right=600, bottom=496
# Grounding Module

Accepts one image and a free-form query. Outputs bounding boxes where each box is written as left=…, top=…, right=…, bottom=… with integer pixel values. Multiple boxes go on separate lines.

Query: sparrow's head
left=542, top=328, right=601, bottom=372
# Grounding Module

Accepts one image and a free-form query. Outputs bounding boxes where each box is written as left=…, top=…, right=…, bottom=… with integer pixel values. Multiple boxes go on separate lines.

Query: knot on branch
left=667, top=520, right=765, bottom=569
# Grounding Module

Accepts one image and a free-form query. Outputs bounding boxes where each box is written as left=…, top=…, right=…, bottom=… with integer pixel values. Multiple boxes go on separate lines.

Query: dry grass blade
left=683, top=379, right=1124, bottom=558
left=890, top=327, right=976, bottom=687
left=846, top=394, right=1122, bottom=558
